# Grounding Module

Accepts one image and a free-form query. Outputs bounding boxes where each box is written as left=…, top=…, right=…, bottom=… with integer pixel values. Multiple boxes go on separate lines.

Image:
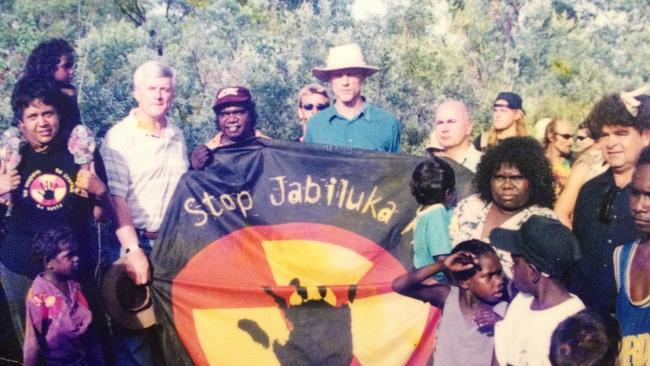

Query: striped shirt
left=305, top=103, right=401, bottom=152
left=101, top=109, right=189, bottom=232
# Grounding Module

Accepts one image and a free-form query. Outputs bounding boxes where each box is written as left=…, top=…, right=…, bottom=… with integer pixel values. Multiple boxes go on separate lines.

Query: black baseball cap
left=489, top=215, right=581, bottom=277
left=494, top=92, right=525, bottom=113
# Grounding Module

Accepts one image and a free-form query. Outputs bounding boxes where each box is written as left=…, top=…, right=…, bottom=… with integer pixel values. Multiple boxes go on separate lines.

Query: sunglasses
left=575, top=135, right=589, bottom=141
left=302, top=103, right=329, bottom=111
left=555, top=133, right=574, bottom=140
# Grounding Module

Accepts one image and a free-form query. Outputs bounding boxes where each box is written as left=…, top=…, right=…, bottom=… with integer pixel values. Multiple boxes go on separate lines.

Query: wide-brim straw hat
left=312, top=43, right=380, bottom=82
left=102, top=257, right=156, bottom=330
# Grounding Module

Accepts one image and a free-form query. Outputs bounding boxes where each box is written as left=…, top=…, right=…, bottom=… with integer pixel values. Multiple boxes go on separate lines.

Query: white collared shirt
left=458, top=144, right=482, bottom=173
left=101, top=109, right=189, bottom=232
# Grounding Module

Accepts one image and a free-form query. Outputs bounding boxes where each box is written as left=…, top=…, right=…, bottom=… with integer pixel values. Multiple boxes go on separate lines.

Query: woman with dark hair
left=554, top=120, right=607, bottom=228
left=575, top=121, right=596, bottom=154
left=450, top=136, right=557, bottom=277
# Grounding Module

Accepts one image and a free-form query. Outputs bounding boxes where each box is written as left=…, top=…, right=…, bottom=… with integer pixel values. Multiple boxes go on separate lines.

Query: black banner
left=151, top=139, right=439, bottom=365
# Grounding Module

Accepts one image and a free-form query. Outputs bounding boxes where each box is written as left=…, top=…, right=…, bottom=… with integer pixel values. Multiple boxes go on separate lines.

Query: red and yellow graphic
left=28, top=173, right=68, bottom=207
left=172, top=223, right=438, bottom=366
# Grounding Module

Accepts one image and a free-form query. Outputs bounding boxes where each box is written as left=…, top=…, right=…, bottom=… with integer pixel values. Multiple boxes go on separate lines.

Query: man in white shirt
left=428, top=99, right=482, bottom=173
left=101, top=60, right=189, bottom=366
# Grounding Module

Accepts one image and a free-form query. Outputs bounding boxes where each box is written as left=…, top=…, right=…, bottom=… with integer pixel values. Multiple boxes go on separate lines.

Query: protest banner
left=151, top=139, right=438, bottom=365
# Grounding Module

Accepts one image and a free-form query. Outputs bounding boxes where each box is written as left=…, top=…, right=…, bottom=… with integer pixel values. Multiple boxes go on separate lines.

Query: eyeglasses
left=575, top=135, right=589, bottom=141
left=555, top=133, right=574, bottom=140
left=302, top=103, right=329, bottom=111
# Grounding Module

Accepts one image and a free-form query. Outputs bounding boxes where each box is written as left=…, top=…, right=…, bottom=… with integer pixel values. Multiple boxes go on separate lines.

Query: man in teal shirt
left=306, top=43, right=400, bottom=153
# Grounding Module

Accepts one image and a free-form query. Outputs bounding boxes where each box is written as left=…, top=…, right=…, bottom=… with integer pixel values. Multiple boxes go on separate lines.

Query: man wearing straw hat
left=306, top=43, right=401, bottom=152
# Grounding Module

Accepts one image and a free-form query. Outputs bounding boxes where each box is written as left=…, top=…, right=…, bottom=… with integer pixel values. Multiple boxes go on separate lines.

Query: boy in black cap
left=489, top=215, right=584, bottom=366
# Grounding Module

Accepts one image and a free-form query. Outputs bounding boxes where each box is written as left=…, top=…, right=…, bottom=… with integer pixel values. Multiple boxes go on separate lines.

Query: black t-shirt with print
left=0, top=143, right=106, bottom=278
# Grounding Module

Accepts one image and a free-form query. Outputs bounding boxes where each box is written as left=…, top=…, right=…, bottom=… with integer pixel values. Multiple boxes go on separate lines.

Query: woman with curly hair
left=450, top=136, right=557, bottom=277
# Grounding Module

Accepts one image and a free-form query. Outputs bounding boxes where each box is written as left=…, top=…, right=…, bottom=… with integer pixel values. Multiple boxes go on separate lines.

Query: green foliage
left=1, top=0, right=648, bottom=156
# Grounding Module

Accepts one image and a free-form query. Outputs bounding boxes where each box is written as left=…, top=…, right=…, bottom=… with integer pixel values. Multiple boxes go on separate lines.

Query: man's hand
left=125, top=247, right=151, bottom=285
left=190, top=144, right=212, bottom=170
left=75, top=162, right=107, bottom=198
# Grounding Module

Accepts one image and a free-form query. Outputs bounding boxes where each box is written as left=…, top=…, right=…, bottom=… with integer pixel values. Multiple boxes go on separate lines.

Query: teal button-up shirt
left=305, top=103, right=401, bottom=152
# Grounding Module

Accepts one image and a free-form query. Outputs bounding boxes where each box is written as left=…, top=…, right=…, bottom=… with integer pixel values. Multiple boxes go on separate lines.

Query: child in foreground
left=549, top=309, right=621, bottom=366
left=392, top=240, right=507, bottom=365
left=23, top=227, right=104, bottom=366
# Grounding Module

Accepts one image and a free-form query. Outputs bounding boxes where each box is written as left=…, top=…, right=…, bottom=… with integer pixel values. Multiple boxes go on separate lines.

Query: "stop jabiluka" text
left=184, top=175, right=398, bottom=227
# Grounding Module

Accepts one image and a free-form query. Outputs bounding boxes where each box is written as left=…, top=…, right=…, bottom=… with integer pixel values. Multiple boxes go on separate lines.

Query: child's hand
left=474, top=309, right=503, bottom=335
left=0, top=160, right=20, bottom=196
left=443, top=251, right=478, bottom=272
left=0, top=170, right=20, bottom=195
left=75, top=162, right=107, bottom=198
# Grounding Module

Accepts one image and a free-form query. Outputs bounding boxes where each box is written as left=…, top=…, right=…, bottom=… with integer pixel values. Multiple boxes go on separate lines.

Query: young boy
left=392, top=240, right=507, bottom=365
left=490, top=215, right=584, bottom=366
left=23, top=227, right=104, bottom=366
left=409, top=157, right=456, bottom=269
left=614, top=145, right=650, bottom=366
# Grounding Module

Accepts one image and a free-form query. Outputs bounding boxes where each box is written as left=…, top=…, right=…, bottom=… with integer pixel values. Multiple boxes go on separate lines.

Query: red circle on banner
left=172, top=223, right=437, bottom=365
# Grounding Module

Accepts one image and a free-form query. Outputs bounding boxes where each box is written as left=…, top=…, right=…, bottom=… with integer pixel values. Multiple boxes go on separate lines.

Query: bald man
left=428, top=99, right=482, bottom=172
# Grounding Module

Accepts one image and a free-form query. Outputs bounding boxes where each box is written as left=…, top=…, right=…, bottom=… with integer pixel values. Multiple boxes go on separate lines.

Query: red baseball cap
left=212, top=86, right=252, bottom=112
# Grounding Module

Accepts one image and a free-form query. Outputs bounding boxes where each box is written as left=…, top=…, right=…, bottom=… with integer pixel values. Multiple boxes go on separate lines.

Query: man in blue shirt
left=571, top=93, right=650, bottom=313
left=306, top=43, right=400, bottom=152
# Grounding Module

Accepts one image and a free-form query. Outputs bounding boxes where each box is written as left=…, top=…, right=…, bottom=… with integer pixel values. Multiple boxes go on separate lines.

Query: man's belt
left=137, top=229, right=158, bottom=241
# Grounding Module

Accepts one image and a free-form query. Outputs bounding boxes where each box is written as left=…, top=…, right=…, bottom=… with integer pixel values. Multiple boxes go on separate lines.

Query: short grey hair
left=133, top=60, right=176, bottom=90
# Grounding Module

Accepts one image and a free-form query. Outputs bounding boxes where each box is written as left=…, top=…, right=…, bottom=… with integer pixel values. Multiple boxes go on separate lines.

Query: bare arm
left=554, top=159, right=591, bottom=229
left=111, top=195, right=150, bottom=285
left=392, top=251, right=475, bottom=308
left=75, top=162, right=110, bottom=220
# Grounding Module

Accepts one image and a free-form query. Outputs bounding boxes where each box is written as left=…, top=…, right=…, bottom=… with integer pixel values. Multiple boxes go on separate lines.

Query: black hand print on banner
left=237, top=278, right=357, bottom=366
